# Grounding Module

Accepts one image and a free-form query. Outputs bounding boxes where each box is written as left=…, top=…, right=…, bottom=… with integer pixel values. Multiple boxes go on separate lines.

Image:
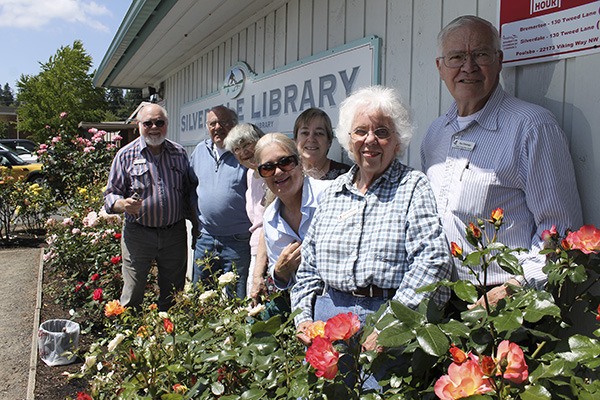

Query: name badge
left=339, top=207, right=359, bottom=221
left=133, top=158, right=147, bottom=165
left=452, top=139, right=476, bottom=152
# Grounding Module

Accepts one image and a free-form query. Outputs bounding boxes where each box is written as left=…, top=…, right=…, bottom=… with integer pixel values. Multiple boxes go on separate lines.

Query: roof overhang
left=93, top=0, right=287, bottom=90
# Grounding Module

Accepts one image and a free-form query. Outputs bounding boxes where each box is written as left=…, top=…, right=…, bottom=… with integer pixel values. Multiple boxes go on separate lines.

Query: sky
left=0, top=0, right=132, bottom=91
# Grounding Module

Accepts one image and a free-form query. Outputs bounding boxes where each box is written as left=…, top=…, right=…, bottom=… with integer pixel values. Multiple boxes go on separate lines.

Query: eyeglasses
left=233, top=142, right=253, bottom=155
left=437, top=50, right=498, bottom=68
left=350, top=127, right=393, bottom=140
left=141, top=119, right=166, bottom=128
left=208, top=119, right=233, bottom=128
left=257, top=155, right=299, bottom=177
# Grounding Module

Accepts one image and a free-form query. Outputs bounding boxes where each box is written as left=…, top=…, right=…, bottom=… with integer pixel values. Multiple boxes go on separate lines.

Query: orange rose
left=449, top=344, right=467, bottom=364
left=305, top=336, right=339, bottom=380
left=450, top=242, right=463, bottom=259
left=495, top=340, right=528, bottom=384
left=324, top=312, right=360, bottom=341
left=305, top=320, right=326, bottom=339
left=564, top=225, right=600, bottom=254
left=104, top=300, right=125, bottom=317
left=490, top=208, right=504, bottom=224
left=434, top=357, right=493, bottom=399
left=466, top=222, right=482, bottom=247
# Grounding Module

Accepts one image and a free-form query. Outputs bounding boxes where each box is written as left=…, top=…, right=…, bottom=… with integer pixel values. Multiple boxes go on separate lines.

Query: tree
left=1, top=83, right=15, bottom=106
left=15, top=40, right=107, bottom=142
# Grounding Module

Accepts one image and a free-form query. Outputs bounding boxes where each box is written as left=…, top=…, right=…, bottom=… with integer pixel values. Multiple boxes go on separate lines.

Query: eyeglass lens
left=142, top=119, right=166, bottom=128
left=442, top=50, right=496, bottom=68
left=351, top=127, right=392, bottom=140
left=258, top=155, right=298, bottom=177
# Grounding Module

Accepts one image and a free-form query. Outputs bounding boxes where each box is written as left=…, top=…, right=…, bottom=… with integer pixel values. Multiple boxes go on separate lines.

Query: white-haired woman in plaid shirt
left=292, top=86, right=452, bottom=388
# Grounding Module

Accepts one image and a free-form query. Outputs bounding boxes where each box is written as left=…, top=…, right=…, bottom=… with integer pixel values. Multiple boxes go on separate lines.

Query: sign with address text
left=500, top=0, right=600, bottom=66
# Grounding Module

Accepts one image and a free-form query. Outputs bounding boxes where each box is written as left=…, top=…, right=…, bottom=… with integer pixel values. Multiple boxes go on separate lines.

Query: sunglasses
left=257, top=155, right=299, bottom=177
left=141, top=119, right=166, bottom=128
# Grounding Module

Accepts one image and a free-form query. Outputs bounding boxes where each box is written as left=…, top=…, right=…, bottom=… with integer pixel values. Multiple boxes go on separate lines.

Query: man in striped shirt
left=104, top=104, right=196, bottom=311
left=421, top=16, right=582, bottom=307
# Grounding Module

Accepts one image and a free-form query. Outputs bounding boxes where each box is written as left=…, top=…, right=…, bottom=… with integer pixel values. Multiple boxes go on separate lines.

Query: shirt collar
left=444, top=84, right=505, bottom=132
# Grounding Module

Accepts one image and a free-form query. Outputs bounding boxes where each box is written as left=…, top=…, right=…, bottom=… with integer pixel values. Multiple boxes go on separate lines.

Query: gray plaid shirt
left=291, top=159, right=452, bottom=325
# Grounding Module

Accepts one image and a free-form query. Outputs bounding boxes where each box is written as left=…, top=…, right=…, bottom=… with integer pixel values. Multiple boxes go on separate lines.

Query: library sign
left=178, top=36, right=381, bottom=145
left=500, top=0, right=600, bottom=66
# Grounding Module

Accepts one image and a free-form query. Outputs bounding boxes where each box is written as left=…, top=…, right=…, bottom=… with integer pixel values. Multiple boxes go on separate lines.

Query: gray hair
left=437, top=15, right=500, bottom=55
left=223, top=123, right=265, bottom=152
left=336, top=85, right=413, bottom=159
left=137, top=103, right=168, bottom=121
left=254, top=132, right=301, bottom=165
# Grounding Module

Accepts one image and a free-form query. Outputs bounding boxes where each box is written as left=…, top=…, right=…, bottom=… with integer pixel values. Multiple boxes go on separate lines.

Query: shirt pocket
left=129, top=164, right=151, bottom=195
left=450, top=165, right=498, bottom=219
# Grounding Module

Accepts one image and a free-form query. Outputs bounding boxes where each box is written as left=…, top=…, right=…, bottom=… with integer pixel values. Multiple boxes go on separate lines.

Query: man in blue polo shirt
left=190, top=105, right=251, bottom=297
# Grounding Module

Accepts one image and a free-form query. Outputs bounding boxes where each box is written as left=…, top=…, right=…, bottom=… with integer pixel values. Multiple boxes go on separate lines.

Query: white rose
left=218, top=271, right=237, bottom=286
left=247, top=303, right=266, bottom=317
left=107, top=333, right=125, bottom=352
left=199, top=290, right=217, bottom=302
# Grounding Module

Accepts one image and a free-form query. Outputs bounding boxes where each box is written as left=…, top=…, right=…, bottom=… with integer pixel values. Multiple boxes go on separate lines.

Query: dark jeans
left=193, top=231, right=251, bottom=298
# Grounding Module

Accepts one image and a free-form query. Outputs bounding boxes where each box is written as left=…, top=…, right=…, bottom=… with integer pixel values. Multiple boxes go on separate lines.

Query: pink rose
left=93, top=288, right=103, bottom=302
left=434, top=357, right=493, bottom=400
left=324, top=312, right=360, bottom=341
left=305, top=336, right=339, bottom=379
left=495, top=340, right=528, bottom=384
left=564, top=225, right=600, bottom=254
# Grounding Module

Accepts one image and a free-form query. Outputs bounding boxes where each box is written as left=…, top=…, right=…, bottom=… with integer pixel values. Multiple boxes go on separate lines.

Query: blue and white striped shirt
left=421, top=85, right=582, bottom=289
left=291, top=160, right=452, bottom=325
left=104, top=137, right=195, bottom=228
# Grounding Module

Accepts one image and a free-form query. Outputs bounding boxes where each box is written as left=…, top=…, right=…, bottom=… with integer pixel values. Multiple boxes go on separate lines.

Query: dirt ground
left=0, top=245, right=41, bottom=400
left=0, top=238, right=89, bottom=400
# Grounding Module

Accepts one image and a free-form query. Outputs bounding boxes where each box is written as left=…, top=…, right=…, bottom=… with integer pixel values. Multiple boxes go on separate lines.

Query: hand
left=362, top=330, right=383, bottom=352
left=249, top=276, right=266, bottom=306
left=274, top=242, right=301, bottom=285
left=296, top=320, right=313, bottom=346
left=468, top=279, right=521, bottom=310
left=117, top=197, right=142, bottom=215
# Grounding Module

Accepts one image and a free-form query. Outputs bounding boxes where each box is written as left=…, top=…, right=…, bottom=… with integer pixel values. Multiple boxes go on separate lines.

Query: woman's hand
left=296, top=320, right=313, bottom=346
left=273, top=242, right=302, bottom=284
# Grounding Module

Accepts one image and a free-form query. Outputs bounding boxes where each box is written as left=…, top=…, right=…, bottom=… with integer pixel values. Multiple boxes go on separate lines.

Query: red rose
left=597, top=304, right=600, bottom=322
left=163, top=318, right=174, bottom=334
left=76, top=392, right=92, bottom=400
left=111, top=255, right=122, bottom=265
left=305, top=336, right=339, bottom=379
left=75, top=281, right=85, bottom=292
left=93, top=288, right=103, bottom=302
left=324, top=312, right=360, bottom=341
left=90, top=273, right=100, bottom=281
left=114, top=232, right=122, bottom=240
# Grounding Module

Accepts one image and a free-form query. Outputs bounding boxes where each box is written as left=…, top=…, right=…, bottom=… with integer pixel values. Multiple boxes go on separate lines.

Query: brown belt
left=351, top=285, right=396, bottom=298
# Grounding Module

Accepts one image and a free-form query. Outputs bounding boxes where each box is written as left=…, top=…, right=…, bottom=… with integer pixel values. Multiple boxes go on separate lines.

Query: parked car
left=0, top=139, right=38, bottom=163
left=0, top=150, right=44, bottom=183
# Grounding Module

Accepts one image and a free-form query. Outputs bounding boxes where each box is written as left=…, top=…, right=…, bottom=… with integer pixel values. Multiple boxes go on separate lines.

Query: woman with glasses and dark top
left=291, top=86, right=452, bottom=391
left=293, top=108, right=350, bottom=180
left=254, top=133, right=330, bottom=295
left=223, top=123, right=268, bottom=302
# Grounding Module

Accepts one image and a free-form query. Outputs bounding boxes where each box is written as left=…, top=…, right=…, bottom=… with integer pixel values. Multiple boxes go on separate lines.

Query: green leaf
left=438, top=319, right=472, bottom=339
left=415, top=324, right=450, bottom=357
left=377, top=323, right=416, bottom=348
left=559, top=334, right=600, bottom=362
left=491, top=309, right=523, bottom=332
left=240, top=388, right=267, bottom=399
left=523, top=298, right=561, bottom=322
left=389, top=300, right=425, bottom=327
left=463, top=251, right=484, bottom=267
left=495, top=252, right=523, bottom=276
left=453, top=280, right=478, bottom=303
left=529, top=358, right=568, bottom=381
left=519, top=384, right=552, bottom=400
left=568, top=264, right=588, bottom=283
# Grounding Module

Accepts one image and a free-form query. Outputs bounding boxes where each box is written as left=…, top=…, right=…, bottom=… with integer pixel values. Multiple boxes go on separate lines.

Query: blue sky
left=0, top=0, right=131, bottom=91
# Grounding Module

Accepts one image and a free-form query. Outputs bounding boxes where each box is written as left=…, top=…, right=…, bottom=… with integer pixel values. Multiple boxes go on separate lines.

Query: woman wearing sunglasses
left=254, top=133, right=330, bottom=294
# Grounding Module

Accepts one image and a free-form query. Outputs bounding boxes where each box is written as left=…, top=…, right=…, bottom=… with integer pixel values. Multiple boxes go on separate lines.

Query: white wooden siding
left=163, top=0, right=600, bottom=225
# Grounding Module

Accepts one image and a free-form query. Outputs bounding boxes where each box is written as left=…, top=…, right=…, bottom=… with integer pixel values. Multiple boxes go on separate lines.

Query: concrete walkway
left=0, top=247, right=42, bottom=400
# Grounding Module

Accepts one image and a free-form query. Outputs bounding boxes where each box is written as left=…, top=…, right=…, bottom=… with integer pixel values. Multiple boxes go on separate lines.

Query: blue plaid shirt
left=291, top=159, right=452, bottom=325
